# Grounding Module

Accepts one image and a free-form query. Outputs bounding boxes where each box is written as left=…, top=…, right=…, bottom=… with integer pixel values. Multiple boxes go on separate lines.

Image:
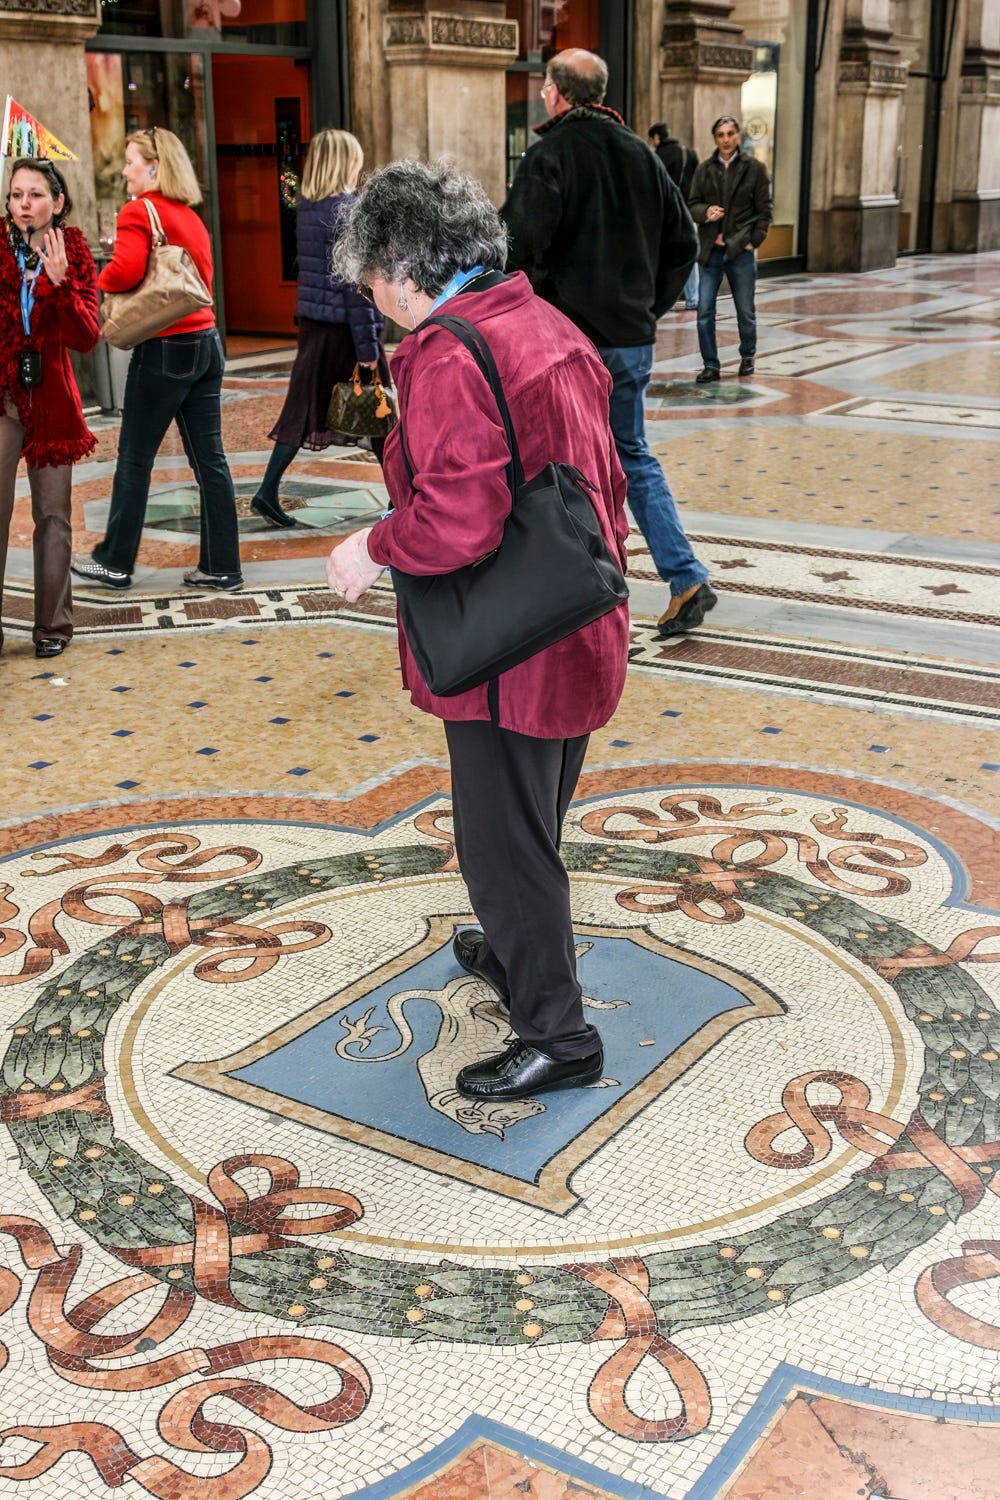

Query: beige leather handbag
left=100, top=197, right=212, bottom=350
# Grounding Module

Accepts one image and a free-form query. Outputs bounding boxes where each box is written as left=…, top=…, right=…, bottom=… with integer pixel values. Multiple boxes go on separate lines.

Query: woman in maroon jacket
left=327, top=161, right=629, bottom=1104
left=72, top=127, right=242, bottom=593
left=0, top=158, right=98, bottom=658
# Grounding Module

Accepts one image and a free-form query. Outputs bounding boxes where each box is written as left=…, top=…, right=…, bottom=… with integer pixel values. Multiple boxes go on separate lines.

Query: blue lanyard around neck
left=428, top=264, right=486, bottom=314
left=15, top=243, right=40, bottom=337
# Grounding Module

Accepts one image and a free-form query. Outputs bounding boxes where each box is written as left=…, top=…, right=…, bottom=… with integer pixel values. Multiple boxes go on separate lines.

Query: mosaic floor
left=1, top=253, right=999, bottom=1500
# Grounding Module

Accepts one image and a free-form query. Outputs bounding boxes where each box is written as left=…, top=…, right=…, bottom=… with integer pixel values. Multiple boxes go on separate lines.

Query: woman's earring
left=397, top=293, right=408, bottom=311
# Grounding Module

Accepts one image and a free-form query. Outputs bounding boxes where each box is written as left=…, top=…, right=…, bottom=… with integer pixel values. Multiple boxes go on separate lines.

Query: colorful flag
left=1, top=96, right=78, bottom=161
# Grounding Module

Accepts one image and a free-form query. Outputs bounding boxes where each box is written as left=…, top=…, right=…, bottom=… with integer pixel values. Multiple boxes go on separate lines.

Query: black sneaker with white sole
left=70, top=558, right=132, bottom=590
left=183, top=569, right=244, bottom=592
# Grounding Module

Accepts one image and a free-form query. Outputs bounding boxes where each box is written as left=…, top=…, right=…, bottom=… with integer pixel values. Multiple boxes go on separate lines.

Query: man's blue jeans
left=597, top=343, right=708, bottom=595
left=94, top=329, right=241, bottom=577
left=697, top=245, right=757, bottom=369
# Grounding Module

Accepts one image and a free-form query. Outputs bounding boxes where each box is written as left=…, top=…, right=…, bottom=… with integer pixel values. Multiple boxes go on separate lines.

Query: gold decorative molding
left=385, top=10, right=517, bottom=53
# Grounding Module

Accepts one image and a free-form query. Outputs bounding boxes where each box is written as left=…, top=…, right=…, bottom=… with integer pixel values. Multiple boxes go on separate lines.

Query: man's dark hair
left=648, top=123, right=669, bottom=140
left=547, top=51, right=608, bottom=108
left=712, top=116, right=741, bottom=136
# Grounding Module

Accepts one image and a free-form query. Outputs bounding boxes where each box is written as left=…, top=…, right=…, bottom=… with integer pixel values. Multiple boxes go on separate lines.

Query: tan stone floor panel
left=654, top=425, right=998, bottom=540
left=3, top=621, right=998, bottom=822
left=871, top=344, right=1000, bottom=395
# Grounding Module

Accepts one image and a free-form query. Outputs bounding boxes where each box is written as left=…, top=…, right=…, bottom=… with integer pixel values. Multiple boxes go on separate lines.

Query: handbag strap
left=395, top=313, right=524, bottom=495
left=141, top=196, right=168, bottom=247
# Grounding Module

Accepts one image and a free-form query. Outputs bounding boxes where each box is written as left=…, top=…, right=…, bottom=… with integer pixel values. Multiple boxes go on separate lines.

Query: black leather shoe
left=251, top=494, right=297, bottom=528
left=695, top=366, right=720, bottom=384
left=456, top=1041, right=604, bottom=1101
left=738, top=357, right=755, bottom=376
left=35, top=638, right=67, bottom=659
left=656, top=583, right=718, bottom=638
left=453, top=929, right=510, bottom=1008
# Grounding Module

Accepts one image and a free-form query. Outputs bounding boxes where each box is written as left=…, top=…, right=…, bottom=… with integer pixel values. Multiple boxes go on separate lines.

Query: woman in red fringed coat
left=0, top=158, right=99, bottom=658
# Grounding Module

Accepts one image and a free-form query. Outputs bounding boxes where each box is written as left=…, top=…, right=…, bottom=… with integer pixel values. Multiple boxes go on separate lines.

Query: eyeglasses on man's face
left=540, top=79, right=554, bottom=98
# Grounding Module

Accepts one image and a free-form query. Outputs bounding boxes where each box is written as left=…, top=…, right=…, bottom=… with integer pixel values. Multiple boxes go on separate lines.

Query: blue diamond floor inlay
left=761, top=726, right=782, bottom=734
left=111, top=685, right=131, bottom=693
left=270, top=717, right=291, bottom=725
left=188, top=701, right=207, bottom=709
left=287, top=767, right=310, bottom=776
left=358, top=734, right=379, bottom=743
left=254, top=676, right=273, bottom=683
left=196, top=748, right=219, bottom=756
left=111, top=730, right=133, bottom=738
left=27, top=761, right=51, bottom=770
left=32, top=714, right=53, bottom=722
left=336, top=691, right=354, bottom=698
left=116, top=780, right=139, bottom=790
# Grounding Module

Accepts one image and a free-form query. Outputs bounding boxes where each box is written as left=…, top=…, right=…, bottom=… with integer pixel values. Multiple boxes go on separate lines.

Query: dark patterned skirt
left=268, top=317, right=391, bottom=452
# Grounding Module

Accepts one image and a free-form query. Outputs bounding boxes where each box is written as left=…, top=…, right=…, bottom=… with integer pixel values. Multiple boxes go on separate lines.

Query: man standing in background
left=649, top=122, right=699, bottom=311
left=688, top=116, right=773, bottom=383
left=502, top=51, right=717, bottom=639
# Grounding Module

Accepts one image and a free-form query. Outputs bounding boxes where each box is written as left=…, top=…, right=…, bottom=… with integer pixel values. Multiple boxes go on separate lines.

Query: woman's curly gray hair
left=331, top=159, right=507, bottom=296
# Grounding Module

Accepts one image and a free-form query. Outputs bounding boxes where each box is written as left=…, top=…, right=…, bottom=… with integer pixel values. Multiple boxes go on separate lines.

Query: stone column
left=657, top=0, right=753, bottom=157
left=809, top=0, right=908, bottom=270
left=0, top=0, right=102, bottom=241
left=943, top=0, right=1000, bottom=250
left=381, top=1, right=518, bottom=204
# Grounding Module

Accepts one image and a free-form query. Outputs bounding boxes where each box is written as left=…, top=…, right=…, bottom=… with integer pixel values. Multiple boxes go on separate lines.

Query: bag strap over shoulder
left=422, top=314, right=526, bottom=492
left=141, top=196, right=168, bottom=246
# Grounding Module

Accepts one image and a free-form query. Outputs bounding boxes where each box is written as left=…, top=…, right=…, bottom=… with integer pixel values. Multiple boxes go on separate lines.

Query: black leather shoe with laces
left=456, top=1041, right=604, bottom=1101
left=738, top=357, right=755, bottom=376
left=695, top=366, right=720, bottom=384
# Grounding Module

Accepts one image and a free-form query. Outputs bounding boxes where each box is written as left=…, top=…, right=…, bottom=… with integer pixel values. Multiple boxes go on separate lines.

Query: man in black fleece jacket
left=502, top=48, right=716, bottom=637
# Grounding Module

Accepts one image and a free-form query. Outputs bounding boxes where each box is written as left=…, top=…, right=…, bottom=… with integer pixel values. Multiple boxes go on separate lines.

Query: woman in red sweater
left=72, top=127, right=242, bottom=593
left=0, top=158, right=99, bottom=658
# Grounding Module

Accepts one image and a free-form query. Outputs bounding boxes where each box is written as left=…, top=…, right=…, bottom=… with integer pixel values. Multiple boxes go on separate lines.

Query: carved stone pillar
left=383, top=2, right=519, bottom=204
left=945, top=0, right=1000, bottom=250
left=809, top=0, right=908, bottom=270
left=0, top=0, right=102, bottom=239
left=658, top=0, right=753, bottom=156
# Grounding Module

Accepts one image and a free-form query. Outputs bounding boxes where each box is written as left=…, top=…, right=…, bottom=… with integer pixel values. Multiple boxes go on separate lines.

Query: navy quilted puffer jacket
left=295, top=192, right=384, bottom=362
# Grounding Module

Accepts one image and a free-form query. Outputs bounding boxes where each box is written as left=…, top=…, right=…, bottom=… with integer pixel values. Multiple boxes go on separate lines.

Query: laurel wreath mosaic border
left=3, top=812, right=997, bottom=1361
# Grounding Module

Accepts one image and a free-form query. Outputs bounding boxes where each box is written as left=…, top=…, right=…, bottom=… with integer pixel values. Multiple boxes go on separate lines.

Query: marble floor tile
left=0, top=252, right=998, bottom=1500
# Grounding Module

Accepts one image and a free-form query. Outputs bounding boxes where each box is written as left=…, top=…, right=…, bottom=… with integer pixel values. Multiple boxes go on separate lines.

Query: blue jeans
left=683, top=260, right=699, bottom=309
left=94, top=328, right=241, bottom=576
left=597, top=343, right=708, bottom=594
left=697, top=246, right=757, bottom=369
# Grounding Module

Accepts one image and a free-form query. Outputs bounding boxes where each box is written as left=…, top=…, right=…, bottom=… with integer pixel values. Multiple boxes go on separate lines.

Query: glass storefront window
left=730, top=0, right=807, bottom=260
left=87, top=51, right=212, bottom=248
left=98, top=0, right=306, bottom=46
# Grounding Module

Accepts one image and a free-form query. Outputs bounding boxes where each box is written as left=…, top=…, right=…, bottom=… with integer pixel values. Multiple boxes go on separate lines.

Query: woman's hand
left=326, top=526, right=384, bottom=603
left=358, top=359, right=378, bottom=370
left=38, top=227, right=68, bottom=286
left=705, top=205, right=725, bottom=222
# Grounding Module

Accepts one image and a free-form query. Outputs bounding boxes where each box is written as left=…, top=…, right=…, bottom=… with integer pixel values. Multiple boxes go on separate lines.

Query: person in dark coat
left=0, top=158, right=99, bottom=657
left=689, top=116, right=773, bottom=383
left=501, top=49, right=716, bottom=640
left=326, top=160, right=630, bottom=1103
left=649, top=122, right=699, bottom=309
left=251, top=129, right=389, bottom=528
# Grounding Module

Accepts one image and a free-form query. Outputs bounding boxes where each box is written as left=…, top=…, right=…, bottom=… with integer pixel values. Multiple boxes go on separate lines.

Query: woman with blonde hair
left=250, top=128, right=389, bottom=528
left=73, top=126, right=242, bottom=591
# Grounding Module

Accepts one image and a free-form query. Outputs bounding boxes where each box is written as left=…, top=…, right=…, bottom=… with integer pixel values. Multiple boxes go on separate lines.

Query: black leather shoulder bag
left=390, top=313, right=628, bottom=698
